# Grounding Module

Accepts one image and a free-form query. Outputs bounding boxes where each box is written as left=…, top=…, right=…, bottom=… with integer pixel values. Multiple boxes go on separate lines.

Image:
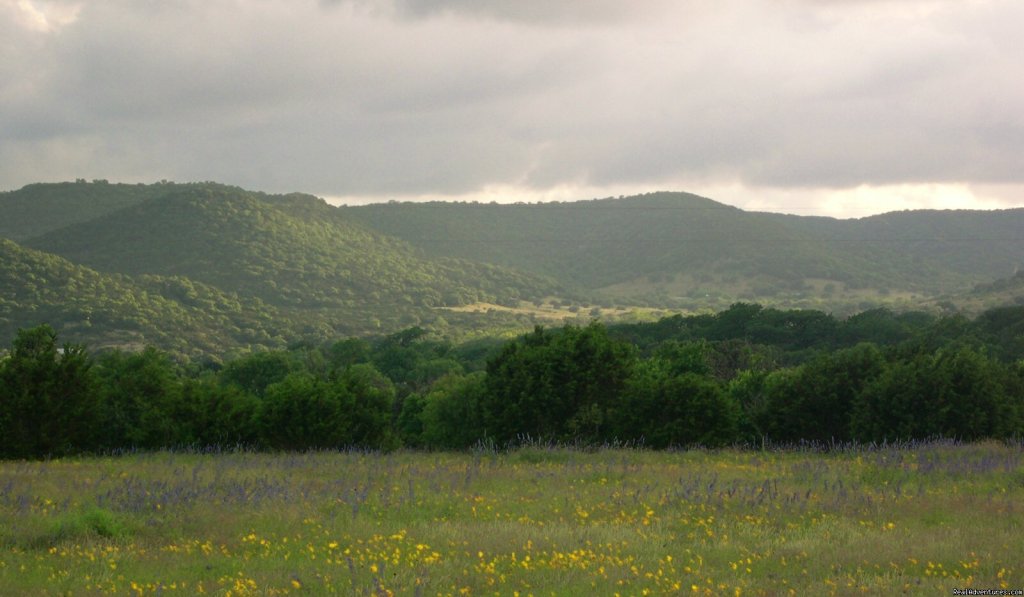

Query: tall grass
left=0, top=441, right=1021, bottom=595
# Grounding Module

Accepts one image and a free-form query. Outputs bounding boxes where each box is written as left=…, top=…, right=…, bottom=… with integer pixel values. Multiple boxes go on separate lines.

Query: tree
left=850, top=354, right=936, bottom=441
left=94, top=348, right=183, bottom=449
left=0, top=325, right=99, bottom=457
left=179, top=376, right=259, bottom=446
left=220, top=350, right=294, bottom=397
left=851, top=346, right=1020, bottom=441
left=614, top=360, right=739, bottom=447
left=419, top=372, right=487, bottom=449
left=755, top=344, right=885, bottom=443
left=482, top=323, right=636, bottom=443
left=336, top=364, right=396, bottom=448
left=257, top=373, right=345, bottom=450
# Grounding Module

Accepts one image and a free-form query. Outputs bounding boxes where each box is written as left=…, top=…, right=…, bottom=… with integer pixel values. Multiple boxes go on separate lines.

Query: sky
left=1, top=0, right=1022, bottom=218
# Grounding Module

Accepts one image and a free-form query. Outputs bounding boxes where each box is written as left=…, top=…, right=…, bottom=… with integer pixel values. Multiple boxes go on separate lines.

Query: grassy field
left=1, top=442, right=1021, bottom=596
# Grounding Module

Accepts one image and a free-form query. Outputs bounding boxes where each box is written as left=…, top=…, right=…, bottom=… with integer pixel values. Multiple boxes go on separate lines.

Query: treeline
left=2, top=304, right=1023, bottom=458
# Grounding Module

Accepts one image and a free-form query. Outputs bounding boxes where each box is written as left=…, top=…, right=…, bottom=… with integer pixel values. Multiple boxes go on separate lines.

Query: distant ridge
left=2, top=181, right=1023, bottom=354
left=0, top=182, right=564, bottom=353
left=347, top=191, right=1024, bottom=302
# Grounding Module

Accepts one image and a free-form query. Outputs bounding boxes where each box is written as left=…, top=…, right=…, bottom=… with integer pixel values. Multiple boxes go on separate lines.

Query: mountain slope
left=5, top=181, right=1023, bottom=354
left=0, top=238, right=289, bottom=356
left=23, top=184, right=559, bottom=312
left=0, top=181, right=176, bottom=242
left=347, top=192, right=1024, bottom=298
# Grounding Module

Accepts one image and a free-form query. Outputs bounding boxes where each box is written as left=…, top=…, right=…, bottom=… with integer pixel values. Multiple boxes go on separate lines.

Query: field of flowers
left=0, top=441, right=1021, bottom=595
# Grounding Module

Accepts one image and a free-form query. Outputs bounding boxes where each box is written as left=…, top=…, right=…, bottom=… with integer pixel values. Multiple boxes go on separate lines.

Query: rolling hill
left=346, top=192, right=1024, bottom=309
left=0, top=238, right=290, bottom=357
left=25, top=185, right=559, bottom=311
left=2, top=182, right=1023, bottom=355
left=0, top=183, right=564, bottom=353
left=0, top=180, right=167, bottom=242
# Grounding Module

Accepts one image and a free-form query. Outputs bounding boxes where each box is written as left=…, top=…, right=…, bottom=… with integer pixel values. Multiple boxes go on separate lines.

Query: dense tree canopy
left=1, top=302, right=1023, bottom=458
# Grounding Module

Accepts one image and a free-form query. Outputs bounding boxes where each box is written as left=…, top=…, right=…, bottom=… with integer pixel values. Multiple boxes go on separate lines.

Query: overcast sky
left=2, top=0, right=1022, bottom=217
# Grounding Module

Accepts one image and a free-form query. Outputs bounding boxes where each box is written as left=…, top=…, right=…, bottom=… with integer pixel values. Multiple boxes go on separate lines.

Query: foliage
left=5, top=182, right=1024, bottom=357
left=94, top=348, right=184, bottom=450
left=417, top=372, right=487, bottom=449
left=614, top=361, right=739, bottom=447
left=482, top=323, right=635, bottom=443
left=2, top=299, right=1024, bottom=457
left=347, top=191, right=1024, bottom=300
left=0, top=325, right=99, bottom=457
left=0, top=238, right=291, bottom=358
left=17, top=183, right=558, bottom=338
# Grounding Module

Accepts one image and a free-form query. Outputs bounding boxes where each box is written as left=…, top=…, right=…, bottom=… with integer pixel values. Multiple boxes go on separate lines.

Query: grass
left=0, top=442, right=1021, bottom=595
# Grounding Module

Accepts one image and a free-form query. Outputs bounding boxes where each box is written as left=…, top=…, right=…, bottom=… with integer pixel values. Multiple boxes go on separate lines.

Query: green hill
left=0, top=238, right=290, bottom=357
left=929, top=269, right=1024, bottom=314
left=4, top=182, right=1023, bottom=355
left=0, top=180, right=176, bottom=242
left=347, top=192, right=1024, bottom=309
left=2, top=183, right=563, bottom=349
left=25, top=185, right=557, bottom=310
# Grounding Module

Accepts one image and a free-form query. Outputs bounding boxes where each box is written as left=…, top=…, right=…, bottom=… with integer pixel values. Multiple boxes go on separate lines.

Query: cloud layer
left=2, top=0, right=1021, bottom=216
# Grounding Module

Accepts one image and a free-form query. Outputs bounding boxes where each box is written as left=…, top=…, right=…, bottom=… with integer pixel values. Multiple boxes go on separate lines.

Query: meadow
left=0, top=441, right=1021, bottom=596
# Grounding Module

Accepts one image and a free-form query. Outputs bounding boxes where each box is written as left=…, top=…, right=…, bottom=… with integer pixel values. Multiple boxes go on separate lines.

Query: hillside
left=0, top=238, right=290, bottom=356
left=347, top=192, right=1024, bottom=310
left=24, top=185, right=559, bottom=310
left=0, top=183, right=565, bottom=349
left=929, top=270, right=1024, bottom=314
left=3, top=181, right=1023, bottom=354
left=0, top=180, right=172, bottom=242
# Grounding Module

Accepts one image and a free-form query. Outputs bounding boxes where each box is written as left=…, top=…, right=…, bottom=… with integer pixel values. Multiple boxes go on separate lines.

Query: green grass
left=1, top=443, right=1021, bottom=595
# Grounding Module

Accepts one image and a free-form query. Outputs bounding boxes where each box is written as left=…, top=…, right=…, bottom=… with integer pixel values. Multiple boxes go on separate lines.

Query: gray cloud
left=324, top=0, right=665, bottom=25
left=1, top=0, right=1022, bottom=214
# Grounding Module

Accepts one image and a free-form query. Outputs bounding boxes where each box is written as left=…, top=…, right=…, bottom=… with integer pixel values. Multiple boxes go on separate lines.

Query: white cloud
left=5, top=0, right=80, bottom=33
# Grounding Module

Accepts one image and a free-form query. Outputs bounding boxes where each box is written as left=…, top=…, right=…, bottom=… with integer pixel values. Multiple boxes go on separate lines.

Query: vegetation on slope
left=0, top=239, right=291, bottom=356
left=347, top=192, right=1024, bottom=304
left=25, top=185, right=558, bottom=310
left=0, top=180, right=170, bottom=242
left=0, top=182, right=571, bottom=349
left=4, top=181, right=1024, bottom=351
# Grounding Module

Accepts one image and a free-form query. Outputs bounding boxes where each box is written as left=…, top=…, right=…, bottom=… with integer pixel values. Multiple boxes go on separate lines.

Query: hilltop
left=2, top=181, right=1023, bottom=354
left=1, top=182, right=564, bottom=354
left=347, top=192, right=1024, bottom=311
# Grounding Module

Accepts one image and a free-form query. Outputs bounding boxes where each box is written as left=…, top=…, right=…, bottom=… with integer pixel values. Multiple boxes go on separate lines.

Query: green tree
left=220, top=350, right=294, bottom=397
left=419, top=372, right=487, bottom=449
left=851, top=346, right=1019, bottom=441
left=0, top=325, right=99, bottom=457
left=94, top=348, right=183, bottom=449
left=756, top=344, right=885, bottom=443
left=614, top=360, right=739, bottom=447
left=257, top=373, right=345, bottom=450
left=179, top=376, right=259, bottom=446
left=336, top=364, right=396, bottom=448
left=850, top=354, right=937, bottom=441
left=482, top=323, right=635, bottom=443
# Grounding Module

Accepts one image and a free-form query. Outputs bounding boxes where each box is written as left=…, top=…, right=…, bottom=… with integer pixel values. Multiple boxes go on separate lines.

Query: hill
left=0, top=183, right=565, bottom=350
left=24, top=185, right=558, bottom=312
left=928, top=269, right=1024, bottom=314
left=347, top=192, right=1024, bottom=311
left=0, top=180, right=172, bottom=242
left=0, top=238, right=290, bottom=357
left=4, top=182, right=1024, bottom=354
